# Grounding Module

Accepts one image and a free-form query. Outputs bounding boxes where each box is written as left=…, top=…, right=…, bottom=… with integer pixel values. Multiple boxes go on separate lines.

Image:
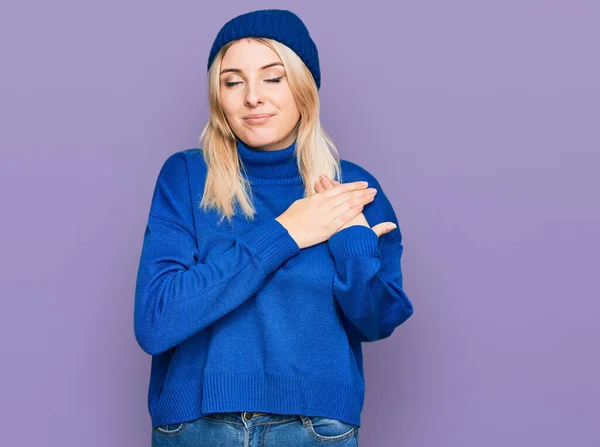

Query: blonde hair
left=197, top=37, right=342, bottom=224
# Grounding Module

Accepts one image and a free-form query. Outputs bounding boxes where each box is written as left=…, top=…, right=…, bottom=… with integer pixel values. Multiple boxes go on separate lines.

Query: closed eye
left=224, top=76, right=284, bottom=88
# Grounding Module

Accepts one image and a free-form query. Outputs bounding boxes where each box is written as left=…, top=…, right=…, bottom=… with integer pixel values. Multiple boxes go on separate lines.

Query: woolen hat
left=207, top=9, right=321, bottom=90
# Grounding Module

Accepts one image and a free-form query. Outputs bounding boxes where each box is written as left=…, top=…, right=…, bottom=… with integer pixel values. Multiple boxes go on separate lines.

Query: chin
left=240, top=131, right=279, bottom=148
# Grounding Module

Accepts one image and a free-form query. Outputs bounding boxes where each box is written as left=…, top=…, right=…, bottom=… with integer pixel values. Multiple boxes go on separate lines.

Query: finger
left=314, top=179, right=326, bottom=193
left=322, top=175, right=347, bottom=188
left=322, top=180, right=369, bottom=198
left=370, top=222, right=397, bottom=237
left=328, top=188, right=376, bottom=212
left=319, top=174, right=336, bottom=189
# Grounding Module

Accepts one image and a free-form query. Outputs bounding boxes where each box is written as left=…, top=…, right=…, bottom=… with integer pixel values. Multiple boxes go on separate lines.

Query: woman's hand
left=275, top=180, right=378, bottom=249
left=315, top=174, right=370, bottom=230
left=315, top=174, right=397, bottom=238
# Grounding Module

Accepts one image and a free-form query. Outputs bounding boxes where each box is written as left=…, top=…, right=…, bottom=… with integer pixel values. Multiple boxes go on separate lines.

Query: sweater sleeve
left=326, top=176, right=414, bottom=343
left=134, top=151, right=300, bottom=355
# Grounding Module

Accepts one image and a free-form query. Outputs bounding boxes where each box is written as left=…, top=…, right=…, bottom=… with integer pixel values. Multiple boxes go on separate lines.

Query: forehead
left=221, top=39, right=281, bottom=69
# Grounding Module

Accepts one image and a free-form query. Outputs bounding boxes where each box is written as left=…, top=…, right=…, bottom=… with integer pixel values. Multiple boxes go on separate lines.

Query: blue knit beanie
left=207, top=9, right=321, bottom=90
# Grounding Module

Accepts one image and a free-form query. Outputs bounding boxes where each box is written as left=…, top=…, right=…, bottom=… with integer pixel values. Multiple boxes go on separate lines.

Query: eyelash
left=224, top=77, right=284, bottom=88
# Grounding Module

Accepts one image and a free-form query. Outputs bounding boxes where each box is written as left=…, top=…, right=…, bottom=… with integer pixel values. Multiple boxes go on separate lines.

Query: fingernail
left=388, top=223, right=397, bottom=229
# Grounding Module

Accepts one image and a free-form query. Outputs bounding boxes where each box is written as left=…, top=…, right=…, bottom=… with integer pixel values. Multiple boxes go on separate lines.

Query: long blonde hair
left=197, top=37, right=342, bottom=224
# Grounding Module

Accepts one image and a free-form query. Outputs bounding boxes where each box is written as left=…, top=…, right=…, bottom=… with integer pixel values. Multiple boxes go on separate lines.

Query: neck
left=236, top=138, right=302, bottom=184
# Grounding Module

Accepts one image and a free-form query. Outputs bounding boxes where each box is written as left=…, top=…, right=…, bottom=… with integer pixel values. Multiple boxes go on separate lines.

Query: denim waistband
left=201, top=412, right=310, bottom=427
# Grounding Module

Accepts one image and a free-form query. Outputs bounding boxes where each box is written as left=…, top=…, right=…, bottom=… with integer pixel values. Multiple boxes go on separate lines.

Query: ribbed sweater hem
left=149, top=372, right=364, bottom=428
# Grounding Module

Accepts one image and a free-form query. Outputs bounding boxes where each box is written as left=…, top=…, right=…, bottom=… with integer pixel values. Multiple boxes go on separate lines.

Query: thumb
left=370, top=222, right=397, bottom=238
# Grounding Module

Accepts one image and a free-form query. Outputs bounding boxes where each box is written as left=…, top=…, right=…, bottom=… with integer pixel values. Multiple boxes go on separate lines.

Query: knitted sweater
left=133, top=138, right=414, bottom=428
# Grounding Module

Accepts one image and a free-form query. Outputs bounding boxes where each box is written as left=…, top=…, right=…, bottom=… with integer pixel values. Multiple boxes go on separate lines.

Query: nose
left=244, top=80, right=264, bottom=107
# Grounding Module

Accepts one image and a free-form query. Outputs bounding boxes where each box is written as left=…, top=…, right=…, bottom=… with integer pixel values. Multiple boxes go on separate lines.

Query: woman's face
left=219, top=39, right=300, bottom=151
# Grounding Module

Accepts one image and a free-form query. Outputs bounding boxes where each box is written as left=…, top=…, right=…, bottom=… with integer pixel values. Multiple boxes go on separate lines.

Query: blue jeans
left=152, top=412, right=360, bottom=446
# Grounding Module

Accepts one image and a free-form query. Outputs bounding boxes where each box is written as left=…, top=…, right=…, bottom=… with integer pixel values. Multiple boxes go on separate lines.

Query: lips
left=244, top=114, right=273, bottom=124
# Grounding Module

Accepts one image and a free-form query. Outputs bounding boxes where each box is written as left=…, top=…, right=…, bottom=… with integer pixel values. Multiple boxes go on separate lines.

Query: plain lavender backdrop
left=0, top=1, right=598, bottom=446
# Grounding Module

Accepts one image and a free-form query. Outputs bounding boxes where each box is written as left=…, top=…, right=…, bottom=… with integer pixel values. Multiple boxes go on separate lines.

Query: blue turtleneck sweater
left=134, top=138, right=414, bottom=428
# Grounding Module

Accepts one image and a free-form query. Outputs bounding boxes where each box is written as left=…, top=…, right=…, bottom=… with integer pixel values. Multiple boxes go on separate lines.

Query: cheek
left=278, top=95, right=300, bottom=119
left=219, top=93, right=238, bottom=118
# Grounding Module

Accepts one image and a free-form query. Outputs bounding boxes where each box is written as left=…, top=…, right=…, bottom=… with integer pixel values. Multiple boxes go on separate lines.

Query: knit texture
left=207, top=9, right=321, bottom=90
left=134, top=138, right=414, bottom=428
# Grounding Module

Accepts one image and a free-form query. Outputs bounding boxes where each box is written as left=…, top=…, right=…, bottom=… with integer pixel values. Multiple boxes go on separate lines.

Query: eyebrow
left=220, top=62, right=283, bottom=75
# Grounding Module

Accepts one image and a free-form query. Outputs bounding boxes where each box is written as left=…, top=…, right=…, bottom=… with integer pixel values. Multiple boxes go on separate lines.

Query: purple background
left=1, top=1, right=598, bottom=446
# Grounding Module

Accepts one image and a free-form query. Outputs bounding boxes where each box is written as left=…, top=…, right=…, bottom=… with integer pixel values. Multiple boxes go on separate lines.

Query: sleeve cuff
left=327, top=225, right=380, bottom=262
left=240, top=218, right=301, bottom=273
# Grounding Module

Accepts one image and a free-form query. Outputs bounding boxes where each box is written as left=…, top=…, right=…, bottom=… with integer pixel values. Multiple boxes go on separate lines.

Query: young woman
left=134, top=8, right=414, bottom=446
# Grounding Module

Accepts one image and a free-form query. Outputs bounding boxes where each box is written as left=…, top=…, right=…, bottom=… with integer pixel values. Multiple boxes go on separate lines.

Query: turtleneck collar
left=236, top=138, right=303, bottom=184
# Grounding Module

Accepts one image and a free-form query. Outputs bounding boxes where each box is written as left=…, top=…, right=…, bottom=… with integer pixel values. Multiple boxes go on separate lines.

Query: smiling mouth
left=244, top=115, right=273, bottom=124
